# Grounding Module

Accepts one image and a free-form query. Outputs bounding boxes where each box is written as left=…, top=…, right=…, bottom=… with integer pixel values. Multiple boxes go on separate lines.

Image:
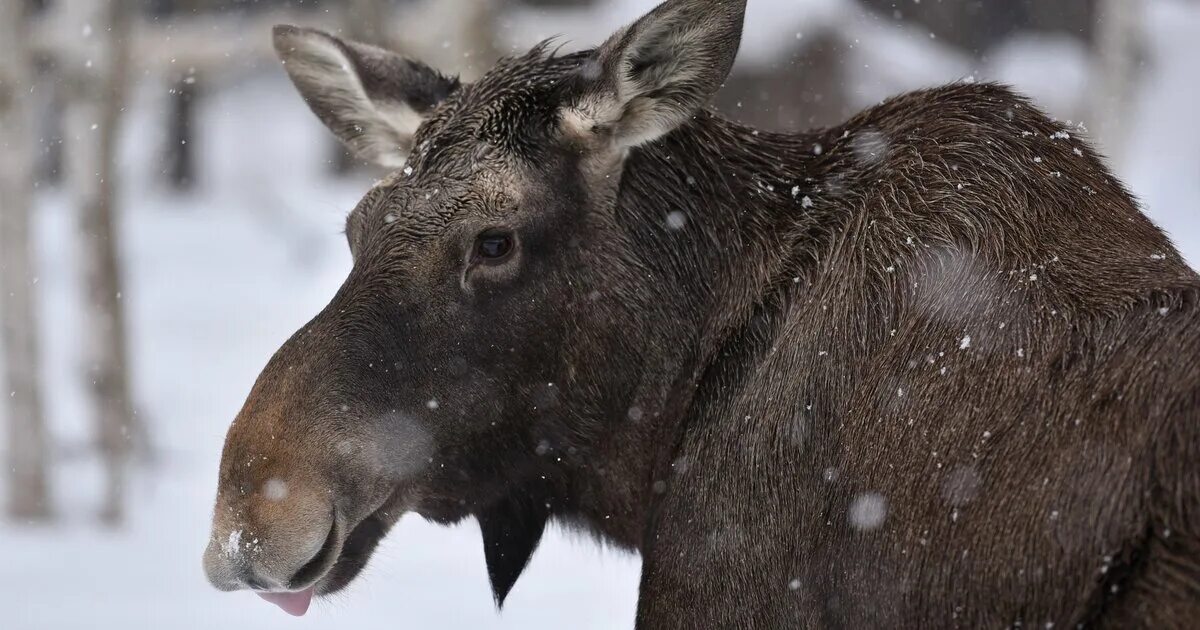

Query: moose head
left=203, top=0, right=748, bottom=615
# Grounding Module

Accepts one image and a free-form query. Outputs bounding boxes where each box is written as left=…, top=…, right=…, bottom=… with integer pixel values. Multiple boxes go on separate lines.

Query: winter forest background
left=0, top=0, right=1197, bottom=628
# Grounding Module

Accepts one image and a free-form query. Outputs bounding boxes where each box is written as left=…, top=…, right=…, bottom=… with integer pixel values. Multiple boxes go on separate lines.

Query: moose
left=202, top=0, right=1200, bottom=626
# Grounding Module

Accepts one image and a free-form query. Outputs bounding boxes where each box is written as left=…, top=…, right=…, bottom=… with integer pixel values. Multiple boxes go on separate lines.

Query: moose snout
left=202, top=480, right=339, bottom=597
left=202, top=519, right=335, bottom=593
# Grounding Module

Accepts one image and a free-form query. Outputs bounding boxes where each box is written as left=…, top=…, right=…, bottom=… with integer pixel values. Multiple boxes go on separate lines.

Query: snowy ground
left=2, top=1, right=1198, bottom=628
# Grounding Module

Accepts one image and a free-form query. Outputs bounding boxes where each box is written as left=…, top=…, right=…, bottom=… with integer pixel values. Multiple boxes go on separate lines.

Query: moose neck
left=557, top=110, right=831, bottom=549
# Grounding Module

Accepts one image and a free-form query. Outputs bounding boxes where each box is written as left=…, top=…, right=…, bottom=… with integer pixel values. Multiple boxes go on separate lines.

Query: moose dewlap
left=202, top=0, right=1200, bottom=627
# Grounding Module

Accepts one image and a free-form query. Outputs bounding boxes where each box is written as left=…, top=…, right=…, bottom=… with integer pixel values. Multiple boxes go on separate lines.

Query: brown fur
left=204, top=1, right=1199, bottom=626
left=627, top=86, right=1200, bottom=629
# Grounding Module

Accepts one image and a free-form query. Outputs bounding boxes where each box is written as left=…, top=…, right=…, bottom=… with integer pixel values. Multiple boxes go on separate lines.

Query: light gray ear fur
left=272, top=24, right=459, bottom=167
left=563, top=0, right=747, bottom=149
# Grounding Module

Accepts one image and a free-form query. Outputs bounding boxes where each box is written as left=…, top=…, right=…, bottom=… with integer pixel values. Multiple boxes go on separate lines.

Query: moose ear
left=476, top=491, right=550, bottom=608
left=272, top=24, right=459, bottom=167
left=563, top=0, right=746, bottom=149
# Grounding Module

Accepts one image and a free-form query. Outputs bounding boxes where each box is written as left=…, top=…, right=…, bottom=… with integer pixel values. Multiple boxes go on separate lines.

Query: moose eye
left=474, top=231, right=514, bottom=261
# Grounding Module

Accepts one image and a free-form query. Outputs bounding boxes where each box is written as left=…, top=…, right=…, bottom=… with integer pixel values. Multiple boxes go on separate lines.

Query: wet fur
left=419, top=70, right=1200, bottom=626
left=214, top=4, right=1200, bottom=627
left=614, top=84, right=1200, bottom=628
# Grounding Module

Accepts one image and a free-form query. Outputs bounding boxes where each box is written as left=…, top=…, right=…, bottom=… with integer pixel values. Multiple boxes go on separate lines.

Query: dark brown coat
left=203, top=1, right=1200, bottom=627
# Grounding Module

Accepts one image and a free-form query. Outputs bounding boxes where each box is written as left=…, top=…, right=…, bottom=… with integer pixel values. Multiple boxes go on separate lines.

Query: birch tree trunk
left=58, top=0, right=137, bottom=526
left=0, top=0, right=53, bottom=523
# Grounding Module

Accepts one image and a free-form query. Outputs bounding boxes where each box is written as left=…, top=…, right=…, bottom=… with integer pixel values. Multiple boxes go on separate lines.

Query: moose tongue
left=256, top=586, right=315, bottom=616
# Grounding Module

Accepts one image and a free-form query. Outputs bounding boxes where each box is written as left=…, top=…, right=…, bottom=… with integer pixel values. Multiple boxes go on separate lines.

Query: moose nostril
left=204, top=543, right=276, bottom=592
left=243, top=576, right=270, bottom=591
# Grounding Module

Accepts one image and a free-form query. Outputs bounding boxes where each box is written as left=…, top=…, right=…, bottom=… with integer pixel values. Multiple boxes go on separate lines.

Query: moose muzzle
left=202, top=469, right=337, bottom=616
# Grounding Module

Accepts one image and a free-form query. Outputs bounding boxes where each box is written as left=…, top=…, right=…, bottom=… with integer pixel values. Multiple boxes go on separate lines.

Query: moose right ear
left=562, top=0, right=747, bottom=149
left=272, top=25, right=459, bottom=167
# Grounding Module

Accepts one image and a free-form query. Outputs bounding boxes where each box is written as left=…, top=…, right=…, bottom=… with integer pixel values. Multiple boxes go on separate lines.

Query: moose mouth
left=317, top=512, right=390, bottom=595
left=275, top=507, right=392, bottom=606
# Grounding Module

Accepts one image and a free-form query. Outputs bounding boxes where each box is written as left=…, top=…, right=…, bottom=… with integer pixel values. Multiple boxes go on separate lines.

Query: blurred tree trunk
left=330, top=0, right=394, bottom=175
left=714, top=28, right=852, bottom=132
left=164, top=68, right=199, bottom=191
left=33, top=55, right=66, bottom=186
left=1089, top=0, right=1143, bottom=165
left=59, top=0, right=138, bottom=526
left=859, top=0, right=1097, bottom=56
left=345, top=0, right=394, bottom=49
left=437, top=0, right=502, bottom=80
left=0, top=0, right=53, bottom=523
left=327, top=0, right=506, bottom=174
left=154, top=0, right=203, bottom=192
left=459, top=0, right=502, bottom=77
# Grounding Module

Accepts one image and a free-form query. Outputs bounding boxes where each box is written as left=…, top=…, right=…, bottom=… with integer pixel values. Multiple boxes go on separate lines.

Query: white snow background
left=2, top=1, right=1198, bottom=628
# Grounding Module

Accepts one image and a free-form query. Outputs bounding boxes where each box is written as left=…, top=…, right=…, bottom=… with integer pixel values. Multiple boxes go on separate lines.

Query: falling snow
left=848, top=493, right=888, bottom=531
left=1, top=1, right=1198, bottom=628
left=263, top=478, right=288, bottom=502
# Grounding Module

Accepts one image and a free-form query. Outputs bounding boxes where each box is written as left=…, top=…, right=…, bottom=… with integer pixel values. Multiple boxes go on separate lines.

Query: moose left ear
left=563, top=0, right=747, bottom=148
left=272, top=24, right=460, bottom=167
left=476, top=491, right=550, bottom=607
